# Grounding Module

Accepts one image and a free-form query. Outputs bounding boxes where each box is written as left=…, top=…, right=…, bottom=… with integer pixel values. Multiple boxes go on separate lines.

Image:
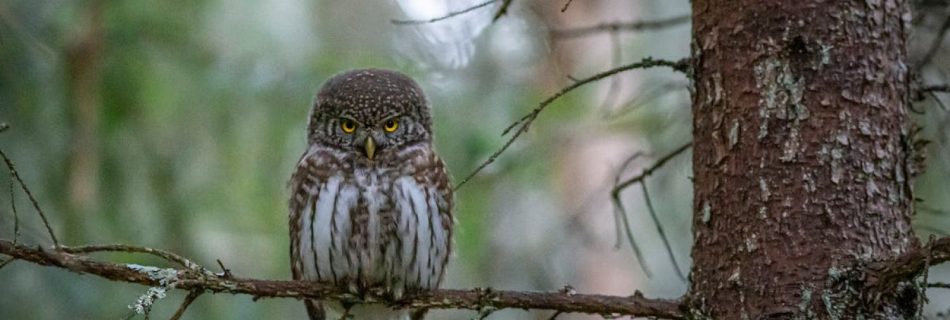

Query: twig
left=9, top=173, right=18, bottom=245
left=61, top=244, right=202, bottom=271
left=492, top=0, right=514, bottom=21
left=547, top=310, right=563, bottom=319
left=916, top=9, right=950, bottom=70
left=169, top=290, right=203, bottom=320
left=921, top=84, right=950, bottom=93
left=550, top=15, right=690, bottom=39
left=454, top=57, right=689, bottom=189
left=0, top=240, right=685, bottom=319
left=610, top=152, right=651, bottom=276
left=0, top=149, right=59, bottom=247
left=0, top=257, right=13, bottom=270
left=929, top=282, right=950, bottom=289
left=559, top=0, right=574, bottom=12
left=391, top=0, right=498, bottom=25
left=867, top=237, right=950, bottom=291
left=612, top=152, right=644, bottom=249
left=640, top=182, right=685, bottom=281
left=217, top=259, right=233, bottom=278
left=607, top=144, right=691, bottom=278
left=611, top=143, right=692, bottom=194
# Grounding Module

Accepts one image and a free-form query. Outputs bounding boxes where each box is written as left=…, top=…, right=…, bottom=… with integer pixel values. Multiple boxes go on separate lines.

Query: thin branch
left=640, top=182, right=685, bottom=281
left=61, top=244, right=203, bottom=271
left=550, top=15, right=691, bottom=39
left=916, top=9, right=950, bottom=70
left=0, top=149, right=59, bottom=247
left=9, top=173, right=18, bottom=245
left=610, top=152, right=651, bottom=277
left=921, top=84, right=950, bottom=93
left=611, top=142, right=693, bottom=194
left=0, top=257, right=13, bottom=270
left=391, top=0, right=498, bottom=25
left=454, top=57, right=689, bottom=189
left=867, top=237, right=950, bottom=291
left=0, top=240, right=685, bottom=319
left=607, top=144, right=692, bottom=278
left=492, top=0, right=513, bottom=21
left=612, top=152, right=644, bottom=249
left=929, top=282, right=950, bottom=289
left=559, top=0, right=574, bottom=12
left=169, top=290, right=203, bottom=320
left=217, top=259, right=233, bottom=278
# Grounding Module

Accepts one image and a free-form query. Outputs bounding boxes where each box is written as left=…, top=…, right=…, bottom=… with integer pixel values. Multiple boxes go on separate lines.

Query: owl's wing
left=289, top=147, right=334, bottom=320
left=399, top=149, right=453, bottom=320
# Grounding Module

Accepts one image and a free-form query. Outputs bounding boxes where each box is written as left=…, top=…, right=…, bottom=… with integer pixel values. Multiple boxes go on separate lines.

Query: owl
left=289, top=69, right=454, bottom=320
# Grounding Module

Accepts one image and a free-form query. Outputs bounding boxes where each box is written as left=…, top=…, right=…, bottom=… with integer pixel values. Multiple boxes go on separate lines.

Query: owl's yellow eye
left=384, top=119, right=398, bottom=132
left=340, top=119, right=357, bottom=133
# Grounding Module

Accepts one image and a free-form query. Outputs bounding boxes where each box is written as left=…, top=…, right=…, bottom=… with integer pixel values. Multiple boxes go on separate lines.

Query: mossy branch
left=0, top=240, right=685, bottom=319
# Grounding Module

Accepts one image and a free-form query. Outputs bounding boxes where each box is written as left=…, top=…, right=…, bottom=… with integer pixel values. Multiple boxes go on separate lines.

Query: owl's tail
left=304, top=300, right=326, bottom=320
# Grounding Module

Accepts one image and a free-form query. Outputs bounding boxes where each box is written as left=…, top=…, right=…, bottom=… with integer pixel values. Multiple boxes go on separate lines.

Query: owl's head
left=307, top=69, right=433, bottom=161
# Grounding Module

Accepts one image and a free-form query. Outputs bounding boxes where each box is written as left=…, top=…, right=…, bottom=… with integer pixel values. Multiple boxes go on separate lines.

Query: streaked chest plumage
left=289, top=144, right=452, bottom=298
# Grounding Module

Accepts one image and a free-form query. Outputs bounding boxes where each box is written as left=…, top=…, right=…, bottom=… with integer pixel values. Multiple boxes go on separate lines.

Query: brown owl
left=289, top=69, right=453, bottom=320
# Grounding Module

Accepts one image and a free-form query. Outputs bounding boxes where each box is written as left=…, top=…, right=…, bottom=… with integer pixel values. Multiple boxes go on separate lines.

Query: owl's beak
left=364, top=136, right=376, bottom=160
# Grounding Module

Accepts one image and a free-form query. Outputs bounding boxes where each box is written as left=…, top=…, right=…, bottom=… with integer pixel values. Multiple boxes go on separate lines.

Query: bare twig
left=9, top=174, right=18, bottom=245
left=0, top=149, right=59, bottom=247
left=455, top=57, right=689, bottom=189
left=0, top=240, right=686, bottom=319
left=559, top=0, right=574, bottom=12
left=61, top=244, right=203, bottom=271
left=921, top=84, right=950, bottom=93
left=640, top=182, right=685, bottom=281
left=0, top=257, right=13, bottom=270
left=609, top=152, right=652, bottom=276
left=217, top=259, right=233, bottom=278
left=929, top=282, right=950, bottom=289
left=492, top=0, right=514, bottom=21
left=611, top=142, right=692, bottom=194
left=612, top=152, right=644, bottom=249
left=550, top=15, right=691, bottom=39
left=916, top=9, right=950, bottom=70
left=607, top=144, right=691, bottom=278
left=391, top=0, right=498, bottom=25
left=867, top=237, right=950, bottom=291
left=169, top=290, right=203, bottom=320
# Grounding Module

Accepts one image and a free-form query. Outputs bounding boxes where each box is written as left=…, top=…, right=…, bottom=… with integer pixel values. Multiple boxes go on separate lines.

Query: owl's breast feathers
left=289, top=143, right=453, bottom=295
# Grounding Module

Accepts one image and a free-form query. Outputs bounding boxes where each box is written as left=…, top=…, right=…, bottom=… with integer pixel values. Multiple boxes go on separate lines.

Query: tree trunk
left=688, top=0, right=919, bottom=318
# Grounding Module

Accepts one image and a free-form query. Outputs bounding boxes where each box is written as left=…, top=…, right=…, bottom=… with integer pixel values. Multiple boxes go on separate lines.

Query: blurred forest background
left=0, top=0, right=948, bottom=319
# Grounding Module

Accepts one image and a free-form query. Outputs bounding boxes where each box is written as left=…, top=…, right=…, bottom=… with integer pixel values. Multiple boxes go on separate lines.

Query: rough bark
left=688, top=0, right=919, bottom=319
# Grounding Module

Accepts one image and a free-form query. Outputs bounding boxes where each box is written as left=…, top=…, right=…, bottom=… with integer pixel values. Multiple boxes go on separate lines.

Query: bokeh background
left=0, top=0, right=948, bottom=319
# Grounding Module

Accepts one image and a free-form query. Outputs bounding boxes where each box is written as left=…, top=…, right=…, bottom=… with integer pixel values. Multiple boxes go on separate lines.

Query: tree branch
left=0, top=240, right=685, bottom=319
left=391, top=0, right=498, bottom=25
left=550, top=15, right=691, bottom=39
left=455, top=57, right=689, bottom=189
left=867, top=237, right=950, bottom=291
